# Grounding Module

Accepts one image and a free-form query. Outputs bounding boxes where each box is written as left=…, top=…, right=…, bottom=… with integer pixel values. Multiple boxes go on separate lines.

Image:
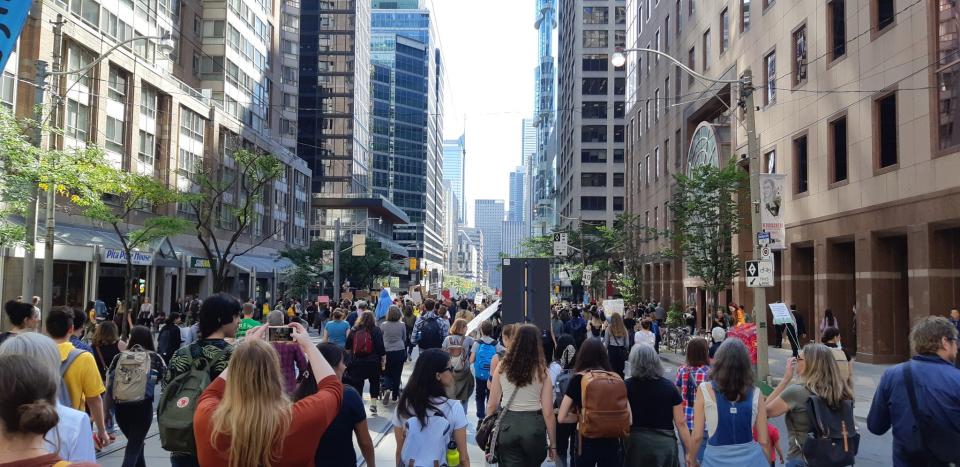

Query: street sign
left=756, top=231, right=771, bottom=247
left=583, top=266, right=593, bottom=285
left=745, top=260, right=774, bottom=288
left=553, top=232, right=569, bottom=257
left=759, top=246, right=772, bottom=260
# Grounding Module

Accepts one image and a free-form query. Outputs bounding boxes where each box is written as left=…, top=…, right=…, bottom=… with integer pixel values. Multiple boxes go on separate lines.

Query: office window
left=64, top=100, right=90, bottom=142
left=581, top=173, right=608, bottom=187
left=764, top=51, right=776, bottom=105
left=664, top=138, right=670, bottom=174
left=936, top=0, right=960, bottom=150
left=72, top=0, right=100, bottom=27
left=583, top=30, right=609, bottom=48
left=830, top=116, right=848, bottom=183
left=613, top=173, right=625, bottom=187
left=676, top=0, right=682, bottom=35
left=794, top=135, right=808, bottom=193
left=615, top=30, right=626, bottom=49
left=720, top=9, right=729, bottom=53
left=582, top=125, right=608, bottom=143
left=675, top=129, right=682, bottom=168
left=280, top=118, right=296, bottom=136
left=875, top=0, right=894, bottom=32
left=107, top=67, right=127, bottom=103
left=792, top=25, right=808, bottom=86
left=582, top=78, right=608, bottom=95
left=876, top=93, right=898, bottom=168
left=654, top=89, right=661, bottom=120
left=702, top=30, right=711, bottom=69
left=138, top=130, right=155, bottom=170
left=583, top=6, right=609, bottom=24
left=741, top=0, right=751, bottom=32
left=614, top=125, right=625, bottom=143
left=203, top=20, right=225, bottom=37
left=688, top=0, right=694, bottom=16
left=582, top=149, right=608, bottom=163
left=645, top=154, right=651, bottom=184
left=583, top=54, right=609, bottom=71
left=654, top=207, right=659, bottom=231
left=675, top=67, right=682, bottom=100
left=582, top=101, right=608, bottom=119
left=614, top=149, right=625, bottom=163
left=664, top=15, right=670, bottom=50
left=688, top=46, right=696, bottom=85
left=664, top=77, right=670, bottom=109
left=581, top=196, right=607, bottom=211
left=645, top=100, right=651, bottom=128
left=655, top=146, right=661, bottom=179
left=639, top=1, right=644, bottom=32
left=614, top=101, right=625, bottom=118
left=828, top=0, right=846, bottom=61
left=105, top=116, right=124, bottom=153
left=615, top=78, right=626, bottom=95
left=0, top=72, right=14, bottom=110
left=613, top=197, right=625, bottom=211
left=616, top=6, right=626, bottom=24
left=655, top=30, right=661, bottom=62
left=764, top=0, right=775, bottom=8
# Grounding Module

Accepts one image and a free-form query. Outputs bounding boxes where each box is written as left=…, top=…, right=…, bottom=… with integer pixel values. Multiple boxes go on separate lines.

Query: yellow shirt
left=57, top=341, right=106, bottom=411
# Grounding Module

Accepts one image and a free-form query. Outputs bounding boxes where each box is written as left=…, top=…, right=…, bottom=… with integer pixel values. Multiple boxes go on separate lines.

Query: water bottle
left=446, top=440, right=460, bottom=466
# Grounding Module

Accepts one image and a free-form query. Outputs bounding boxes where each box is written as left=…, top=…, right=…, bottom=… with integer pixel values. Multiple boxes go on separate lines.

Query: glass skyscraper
left=371, top=2, right=446, bottom=285
left=443, top=134, right=466, bottom=223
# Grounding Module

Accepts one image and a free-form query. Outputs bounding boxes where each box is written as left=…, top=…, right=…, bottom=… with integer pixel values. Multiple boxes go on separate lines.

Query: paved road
left=98, top=345, right=893, bottom=466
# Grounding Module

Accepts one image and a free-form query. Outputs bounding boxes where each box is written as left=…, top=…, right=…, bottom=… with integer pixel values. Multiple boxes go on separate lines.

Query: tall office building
left=371, top=0, right=446, bottom=289
left=474, top=200, right=505, bottom=288
left=298, top=0, right=409, bottom=272
left=508, top=168, right=525, bottom=222
left=443, top=134, right=467, bottom=223
left=461, top=227, right=485, bottom=287
left=557, top=0, right=627, bottom=228
left=532, top=0, right=558, bottom=233
left=501, top=220, right=526, bottom=258
left=442, top=181, right=459, bottom=271
left=3, top=0, right=312, bottom=310
left=521, top=119, right=536, bottom=230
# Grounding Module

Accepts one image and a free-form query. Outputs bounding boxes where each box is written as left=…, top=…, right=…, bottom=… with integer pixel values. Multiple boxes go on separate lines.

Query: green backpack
left=157, top=344, right=224, bottom=454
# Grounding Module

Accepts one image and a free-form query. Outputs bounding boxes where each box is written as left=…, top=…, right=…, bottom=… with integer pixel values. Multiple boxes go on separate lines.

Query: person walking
left=0, top=354, right=99, bottom=467
left=157, top=312, right=184, bottom=364
left=675, top=337, right=712, bottom=464
left=587, top=311, right=604, bottom=339
left=709, top=327, right=726, bottom=359
left=345, top=311, right=386, bottom=415
left=401, top=304, right=417, bottom=358
left=765, top=343, right=854, bottom=467
left=194, top=322, right=343, bottom=467
left=379, top=305, right=407, bottom=405
left=486, top=324, right=558, bottom=466
left=634, top=319, right=656, bottom=349
left=235, top=303, right=261, bottom=338
left=443, top=318, right=475, bottom=415
left=411, top=298, right=449, bottom=351
left=107, top=326, right=166, bottom=467
left=550, top=335, right=578, bottom=467
left=868, top=316, right=960, bottom=466
left=137, top=298, right=153, bottom=328
left=603, top=312, right=630, bottom=377
left=266, top=311, right=308, bottom=395
left=295, top=343, right=376, bottom=467
left=92, top=321, right=125, bottom=382
left=323, top=309, right=350, bottom=348
left=392, top=348, right=471, bottom=467
left=0, top=332, right=97, bottom=463
left=557, top=338, right=629, bottom=466
left=819, top=309, right=839, bottom=335
left=820, top=326, right=854, bottom=390
left=160, top=293, right=239, bottom=467
left=687, top=339, right=770, bottom=467
left=470, top=321, right=498, bottom=420
left=624, top=344, right=691, bottom=466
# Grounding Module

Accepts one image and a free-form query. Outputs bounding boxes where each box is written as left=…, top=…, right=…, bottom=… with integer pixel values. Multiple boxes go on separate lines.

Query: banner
left=759, top=173, right=787, bottom=250
left=0, top=1, right=32, bottom=72
left=602, top=299, right=624, bottom=318
left=102, top=248, right=153, bottom=265
left=466, top=299, right=501, bottom=335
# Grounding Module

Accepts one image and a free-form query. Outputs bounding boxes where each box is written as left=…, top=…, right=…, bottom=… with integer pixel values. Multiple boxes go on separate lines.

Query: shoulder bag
left=475, top=376, right=519, bottom=464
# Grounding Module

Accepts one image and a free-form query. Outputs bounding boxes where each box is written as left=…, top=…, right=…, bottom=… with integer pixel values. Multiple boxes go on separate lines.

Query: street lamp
left=611, top=47, right=772, bottom=382
left=21, top=13, right=177, bottom=319
left=332, top=216, right=383, bottom=302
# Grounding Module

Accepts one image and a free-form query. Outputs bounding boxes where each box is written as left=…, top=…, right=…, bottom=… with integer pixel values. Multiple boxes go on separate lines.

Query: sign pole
left=742, top=70, right=770, bottom=383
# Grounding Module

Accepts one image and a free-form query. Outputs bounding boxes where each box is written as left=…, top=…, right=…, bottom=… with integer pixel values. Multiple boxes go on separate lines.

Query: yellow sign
left=409, top=258, right=417, bottom=270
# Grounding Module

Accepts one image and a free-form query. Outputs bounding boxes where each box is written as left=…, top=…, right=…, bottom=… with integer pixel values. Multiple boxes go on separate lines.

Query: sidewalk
left=659, top=345, right=892, bottom=419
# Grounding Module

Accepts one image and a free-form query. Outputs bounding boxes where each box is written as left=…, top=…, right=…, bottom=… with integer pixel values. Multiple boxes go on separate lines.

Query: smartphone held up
left=268, top=326, right=294, bottom=342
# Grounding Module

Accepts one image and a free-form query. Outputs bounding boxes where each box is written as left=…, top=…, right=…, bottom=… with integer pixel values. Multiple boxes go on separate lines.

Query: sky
left=429, top=0, right=538, bottom=227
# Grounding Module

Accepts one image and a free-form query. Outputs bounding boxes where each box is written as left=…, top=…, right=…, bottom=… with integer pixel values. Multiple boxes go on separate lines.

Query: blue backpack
left=473, top=341, right=496, bottom=381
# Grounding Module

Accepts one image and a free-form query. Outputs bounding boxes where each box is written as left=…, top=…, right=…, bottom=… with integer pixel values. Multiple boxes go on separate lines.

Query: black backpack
left=418, top=316, right=443, bottom=349
left=801, top=394, right=859, bottom=467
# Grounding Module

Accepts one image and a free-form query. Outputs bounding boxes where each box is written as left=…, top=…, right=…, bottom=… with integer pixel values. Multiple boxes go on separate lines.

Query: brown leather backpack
left=578, top=370, right=630, bottom=439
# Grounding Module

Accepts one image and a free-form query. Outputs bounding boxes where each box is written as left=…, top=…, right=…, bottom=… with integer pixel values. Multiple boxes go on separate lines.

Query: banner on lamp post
left=759, top=173, right=787, bottom=250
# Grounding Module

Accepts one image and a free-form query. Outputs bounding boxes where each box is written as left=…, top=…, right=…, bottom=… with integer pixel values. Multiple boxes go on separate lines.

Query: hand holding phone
left=268, top=326, right=294, bottom=342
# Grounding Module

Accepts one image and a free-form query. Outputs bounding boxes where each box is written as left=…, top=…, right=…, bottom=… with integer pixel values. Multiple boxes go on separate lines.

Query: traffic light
left=138, top=278, right=145, bottom=294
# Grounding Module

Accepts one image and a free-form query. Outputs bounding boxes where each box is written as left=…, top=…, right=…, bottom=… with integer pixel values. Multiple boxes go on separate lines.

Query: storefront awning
left=229, top=254, right=295, bottom=274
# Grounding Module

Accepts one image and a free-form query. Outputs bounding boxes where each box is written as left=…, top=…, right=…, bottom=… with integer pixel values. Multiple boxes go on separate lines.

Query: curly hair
left=501, top=324, right=546, bottom=387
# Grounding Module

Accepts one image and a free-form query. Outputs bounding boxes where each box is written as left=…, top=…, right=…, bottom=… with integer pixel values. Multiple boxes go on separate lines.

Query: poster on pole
left=602, top=299, right=624, bottom=318
left=759, top=173, right=787, bottom=250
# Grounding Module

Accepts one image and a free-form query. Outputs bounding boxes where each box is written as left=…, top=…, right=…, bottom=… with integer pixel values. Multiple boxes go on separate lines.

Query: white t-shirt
left=634, top=330, right=656, bottom=348
left=45, top=403, right=95, bottom=462
left=392, top=398, right=468, bottom=464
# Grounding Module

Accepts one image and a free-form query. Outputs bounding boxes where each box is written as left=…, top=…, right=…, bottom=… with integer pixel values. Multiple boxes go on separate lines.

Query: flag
left=0, top=1, right=33, bottom=71
left=374, top=287, right=392, bottom=320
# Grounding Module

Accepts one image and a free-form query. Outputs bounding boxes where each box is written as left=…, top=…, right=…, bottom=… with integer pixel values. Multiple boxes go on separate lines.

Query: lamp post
left=21, top=13, right=174, bottom=317
left=332, top=217, right=383, bottom=302
left=611, top=47, right=770, bottom=382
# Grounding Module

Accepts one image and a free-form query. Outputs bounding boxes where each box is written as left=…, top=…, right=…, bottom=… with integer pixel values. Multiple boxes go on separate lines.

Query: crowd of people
left=0, top=292, right=959, bottom=467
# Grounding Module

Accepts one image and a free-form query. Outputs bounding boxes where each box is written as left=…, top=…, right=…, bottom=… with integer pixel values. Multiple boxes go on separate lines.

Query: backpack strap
left=903, top=361, right=933, bottom=455
left=61, top=348, right=84, bottom=377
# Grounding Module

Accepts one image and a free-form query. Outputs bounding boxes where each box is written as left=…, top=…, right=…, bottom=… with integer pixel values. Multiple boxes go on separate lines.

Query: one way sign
left=745, top=260, right=774, bottom=288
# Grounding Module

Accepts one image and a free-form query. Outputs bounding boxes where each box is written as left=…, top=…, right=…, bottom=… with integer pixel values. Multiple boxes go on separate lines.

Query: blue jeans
left=169, top=453, right=200, bottom=467
left=475, top=377, right=489, bottom=419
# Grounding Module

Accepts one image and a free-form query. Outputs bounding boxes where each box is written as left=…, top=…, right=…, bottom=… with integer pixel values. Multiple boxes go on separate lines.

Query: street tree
left=281, top=239, right=400, bottom=293
left=82, top=170, right=188, bottom=309
left=669, top=159, right=746, bottom=325
left=443, top=275, right=475, bottom=295
left=185, top=148, right=284, bottom=292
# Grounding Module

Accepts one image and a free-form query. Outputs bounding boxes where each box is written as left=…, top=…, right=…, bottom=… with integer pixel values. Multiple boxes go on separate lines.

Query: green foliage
left=281, top=239, right=401, bottom=294
left=443, top=275, right=475, bottom=295
left=186, top=147, right=285, bottom=291
left=613, top=271, right=644, bottom=307
left=666, top=302, right=685, bottom=328
left=669, top=159, right=747, bottom=307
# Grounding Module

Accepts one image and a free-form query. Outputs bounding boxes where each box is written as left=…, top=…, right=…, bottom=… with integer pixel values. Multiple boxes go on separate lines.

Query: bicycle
left=663, top=326, right=692, bottom=354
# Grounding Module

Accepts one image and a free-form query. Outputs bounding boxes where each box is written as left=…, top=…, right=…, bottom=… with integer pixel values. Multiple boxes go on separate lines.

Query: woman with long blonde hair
left=194, top=322, right=342, bottom=467
left=765, top=343, right=854, bottom=465
left=603, top=313, right=630, bottom=377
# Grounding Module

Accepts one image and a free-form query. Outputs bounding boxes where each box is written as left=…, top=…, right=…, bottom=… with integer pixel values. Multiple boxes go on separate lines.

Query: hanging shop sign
left=102, top=248, right=153, bottom=266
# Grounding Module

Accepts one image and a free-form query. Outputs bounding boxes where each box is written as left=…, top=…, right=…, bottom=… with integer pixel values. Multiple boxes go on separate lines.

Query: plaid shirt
left=675, top=365, right=711, bottom=430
